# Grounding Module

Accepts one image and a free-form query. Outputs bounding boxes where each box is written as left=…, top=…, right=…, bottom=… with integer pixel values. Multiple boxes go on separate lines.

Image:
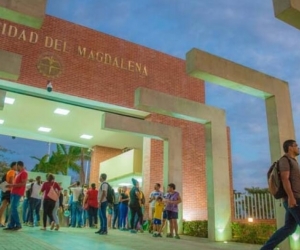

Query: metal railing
left=234, top=193, right=275, bottom=219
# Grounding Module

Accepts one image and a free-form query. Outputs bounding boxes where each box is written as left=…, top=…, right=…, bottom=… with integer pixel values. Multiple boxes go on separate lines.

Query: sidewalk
left=0, top=226, right=263, bottom=250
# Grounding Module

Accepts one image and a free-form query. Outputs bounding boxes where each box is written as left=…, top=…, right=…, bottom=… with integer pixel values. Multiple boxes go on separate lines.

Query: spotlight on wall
left=46, top=80, right=53, bottom=92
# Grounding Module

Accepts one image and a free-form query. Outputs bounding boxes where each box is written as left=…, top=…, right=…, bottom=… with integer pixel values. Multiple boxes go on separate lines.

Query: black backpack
left=101, top=182, right=114, bottom=205
left=78, top=186, right=84, bottom=205
left=267, top=155, right=292, bottom=199
left=26, top=183, right=34, bottom=199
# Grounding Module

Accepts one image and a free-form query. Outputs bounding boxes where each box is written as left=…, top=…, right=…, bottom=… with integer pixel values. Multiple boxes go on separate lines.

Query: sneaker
left=50, top=221, right=55, bottom=230
left=139, top=229, right=144, bottom=233
left=166, top=233, right=173, bottom=238
left=157, top=233, right=162, bottom=237
left=3, top=227, right=13, bottom=230
left=95, top=230, right=103, bottom=234
left=99, top=231, right=107, bottom=235
left=12, top=226, right=22, bottom=231
left=152, top=233, right=157, bottom=237
left=130, top=229, right=137, bottom=234
left=174, top=234, right=180, bottom=239
left=54, top=224, right=60, bottom=231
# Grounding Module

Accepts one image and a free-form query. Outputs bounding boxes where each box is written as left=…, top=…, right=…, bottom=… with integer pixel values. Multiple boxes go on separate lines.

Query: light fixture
left=118, top=183, right=132, bottom=186
left=54, top=108, right=70, bottom=115
left=248, top=217, right=253, bottom=223
left=0, top=119, right=4, bottom=124
left=38, top=127, right=51, bottom=132
left=4, top=97, right=15, bottom=104
left=80, top=134, right=93, bottom=139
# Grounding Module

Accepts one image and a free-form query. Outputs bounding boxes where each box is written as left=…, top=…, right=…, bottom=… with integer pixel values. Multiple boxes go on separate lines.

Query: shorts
left=166, top=210, right=178, bottom=220
left=1, top=191, right=10, bottom=203
left=153, top=218, right=162, bottom=225
left=163, top=210, right=167, bottom=219
left=107, top=207, right=113, bottom=215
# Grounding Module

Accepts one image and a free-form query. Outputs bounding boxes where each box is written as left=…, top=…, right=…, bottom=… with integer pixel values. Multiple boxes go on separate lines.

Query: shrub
left=183, top=220, right=208, bottom=238
left=232, top=222, right=275, bottom=244
left=183, top=220, right=276, bottom=245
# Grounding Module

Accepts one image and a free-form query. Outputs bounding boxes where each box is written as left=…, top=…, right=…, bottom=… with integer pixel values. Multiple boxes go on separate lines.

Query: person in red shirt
left=84, top=183, right=98, bottom=228
left=40, top=173, right=60, bottom=230
left=4, top=161, right=28, bottom=231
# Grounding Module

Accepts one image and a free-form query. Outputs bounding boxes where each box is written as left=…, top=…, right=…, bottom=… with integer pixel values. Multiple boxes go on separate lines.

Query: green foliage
left=183, top=220, right=276, bottom=245
left=0, top=161, right=10, bottom=177
left=31, top=144, right=90, bottom=177
left=232, top=222, right=275, bottom=244
left=244, top=187, right=269, bottom=194
left=183, top=220, right=208, bottom=238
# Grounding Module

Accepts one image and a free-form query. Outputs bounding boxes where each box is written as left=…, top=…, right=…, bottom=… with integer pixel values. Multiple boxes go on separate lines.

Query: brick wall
left=0, top=16, right=234, bottom=221
left=89, top=146, right=122, bottom=188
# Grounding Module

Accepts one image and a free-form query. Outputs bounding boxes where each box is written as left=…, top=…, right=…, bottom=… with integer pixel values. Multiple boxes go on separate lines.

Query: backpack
left=26, top=183, right=34, bottom=199
left=78, top=187, right=84, bottom=205
left=267, top=155, right=292, bottom=199
left=101, top=182, right=114, bottom=205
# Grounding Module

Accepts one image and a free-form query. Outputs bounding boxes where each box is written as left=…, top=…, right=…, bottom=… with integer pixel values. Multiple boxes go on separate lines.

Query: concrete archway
left=135, top=87, right=231, bottom=241
left=187, top=48, right=295, bottom=249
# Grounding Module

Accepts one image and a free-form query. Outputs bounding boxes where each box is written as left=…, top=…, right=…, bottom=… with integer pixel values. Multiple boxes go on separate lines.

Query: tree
left=244, top=187, right=269, bottom=194
left=31, top=155, right=51, bottom=173
left=31, top=144, right=90, bottom=182
left=0, top=161, right=10, bottom=178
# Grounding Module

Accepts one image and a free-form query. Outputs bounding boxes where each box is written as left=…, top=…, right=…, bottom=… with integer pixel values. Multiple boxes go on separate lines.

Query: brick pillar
left=89, top=146, right=122, bottom=188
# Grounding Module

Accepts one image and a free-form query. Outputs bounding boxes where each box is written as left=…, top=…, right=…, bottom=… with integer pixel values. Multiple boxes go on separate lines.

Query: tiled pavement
left=0, top=226, right=263, bottom=250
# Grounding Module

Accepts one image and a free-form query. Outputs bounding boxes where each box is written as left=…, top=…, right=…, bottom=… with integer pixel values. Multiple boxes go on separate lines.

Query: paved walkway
left=0, top=226, right=263, bottom=250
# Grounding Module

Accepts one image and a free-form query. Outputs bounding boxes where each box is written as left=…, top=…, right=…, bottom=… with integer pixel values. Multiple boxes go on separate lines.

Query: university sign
left=0, top=21, right=148, bottom=78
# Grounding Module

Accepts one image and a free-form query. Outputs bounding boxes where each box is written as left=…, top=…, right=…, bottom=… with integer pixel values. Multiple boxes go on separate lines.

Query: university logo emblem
left=37, top=53, right=63, bottom=78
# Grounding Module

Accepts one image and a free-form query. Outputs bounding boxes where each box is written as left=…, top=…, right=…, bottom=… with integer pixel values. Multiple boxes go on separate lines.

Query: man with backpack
left=95, top=173, right=113, bottom=235
left=261, top=139, right=300, bottom=250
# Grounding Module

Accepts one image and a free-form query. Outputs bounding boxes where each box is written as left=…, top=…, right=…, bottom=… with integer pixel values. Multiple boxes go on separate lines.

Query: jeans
left=119, top=203, right=128, bottom=228
left=22, top=198, right=29, bottom=223
left=28, top=198, right=41, bottom=224
left=261, top=199, right=300, bottom=250
left=129, top=205, right=143, bottom=230
left=7, top=194, right=22, bottom=228
left=112, top=203, right=119, bottom=228
left=71, top=202, right=83, bottom=227
left=98, top=201, right=108, bottom=232
left=88, top=206, right=98, bottom=227
left=52, top=200, right=59, bottom=225
left=43, top=199, right=55, bottom=228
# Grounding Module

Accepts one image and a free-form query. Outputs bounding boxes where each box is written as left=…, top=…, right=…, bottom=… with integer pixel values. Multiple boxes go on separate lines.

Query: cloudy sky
left=3, top=0, right=300, bottom=191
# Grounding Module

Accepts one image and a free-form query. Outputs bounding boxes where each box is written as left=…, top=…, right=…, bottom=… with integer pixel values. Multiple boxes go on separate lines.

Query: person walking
left=261, top=139, right=300, bottom=250
left=40, top=174, right=60, bottom=230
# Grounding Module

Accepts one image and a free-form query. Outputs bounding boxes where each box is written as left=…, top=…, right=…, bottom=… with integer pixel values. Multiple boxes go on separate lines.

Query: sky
left=2, top=0, right=300, bottom=192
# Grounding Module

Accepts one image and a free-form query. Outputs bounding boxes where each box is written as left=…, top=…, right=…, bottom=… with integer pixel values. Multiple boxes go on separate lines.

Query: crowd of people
left=0, top=164, right=182, bottom=239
